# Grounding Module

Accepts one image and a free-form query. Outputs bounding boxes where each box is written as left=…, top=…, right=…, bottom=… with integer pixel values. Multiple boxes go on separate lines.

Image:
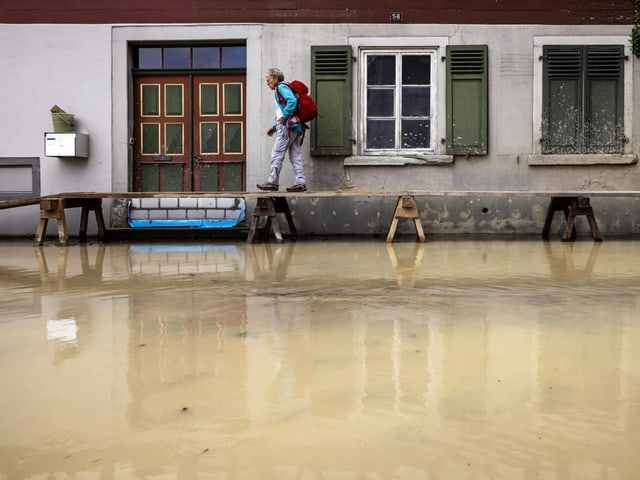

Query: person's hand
left=267, top=127, right=276, bottom=136
left=277, top=117, right=286, bottom=125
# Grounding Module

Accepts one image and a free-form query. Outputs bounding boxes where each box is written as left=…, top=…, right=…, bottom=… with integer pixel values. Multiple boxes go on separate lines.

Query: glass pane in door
left=201, top=164, right=219, bottom=191
left=166, top=124, right=183, bottom=154
left=224, top=84, right=242, bottom=115
left=223, top=164, right=243, bottom=190
left=200, top=84, right=218, bottom=115
left=200, top=123, right=219, bottom=154
left=165, top=85, right=184, bottom=116
left=142, top=85, right=160, bottom=116
left=224, top=122, right=243, bottom=153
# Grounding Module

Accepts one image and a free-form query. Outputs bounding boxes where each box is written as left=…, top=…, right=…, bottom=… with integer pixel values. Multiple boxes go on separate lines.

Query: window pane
left=224, top=84, right=242, bottom=115
left=142, top=124, right=160, bottom=154
left=141, top=164, right=159, bottom=191
left=367, top=55, right=395, bottom=85
left=193, top=47, right=220, bottom=68
left=223, top=163, right=243, bottom=191
left=165, top=124, right=183, bottom=154
left=141, top=85, right=159, bottom=116
left=201, top=163, right=219, bottom=191
left=138, top=48, right=162, bottom=69
left=366, top=119, right=395, bottom=149
left=402, top=55, right=430, bottom=85
left=367, top=89, right=394, bottom=116
left=200, top=84, right=218, bottom=115
left=402, top=86, right=430, bottom=116
left=402, top=119, right=431, bottom=148
left=165, top=85, right=183, bottom=116
left=200, top=123, right=219, bottom=153
left=165, top=164, right=183, bottom=191
left=164, top=47, right=191, bottom=69
left=221, top=46, right=246, bottom=68
left=224, top=123, right=243, bottom=153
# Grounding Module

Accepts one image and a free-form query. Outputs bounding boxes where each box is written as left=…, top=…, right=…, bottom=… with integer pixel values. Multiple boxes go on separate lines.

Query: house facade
left=0, top=0, right=638, bottom=237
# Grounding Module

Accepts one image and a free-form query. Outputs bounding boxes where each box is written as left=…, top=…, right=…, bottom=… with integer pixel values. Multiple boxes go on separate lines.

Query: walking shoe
left=256, top=182, right=279, bottom=191
left=286, top=183, right=307, bottom=192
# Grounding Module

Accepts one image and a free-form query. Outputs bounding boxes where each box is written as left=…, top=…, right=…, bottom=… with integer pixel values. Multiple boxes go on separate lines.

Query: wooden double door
left=133, top=74, right=246, bottom=192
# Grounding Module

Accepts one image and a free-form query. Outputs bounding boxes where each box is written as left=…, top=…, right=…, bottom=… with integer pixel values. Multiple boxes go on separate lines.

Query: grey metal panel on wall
left=0, top=157, right=40, bottom=200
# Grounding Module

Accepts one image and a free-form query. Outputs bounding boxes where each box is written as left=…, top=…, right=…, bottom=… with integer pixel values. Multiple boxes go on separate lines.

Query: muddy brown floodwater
left=0, top=238, right=639, bottom=479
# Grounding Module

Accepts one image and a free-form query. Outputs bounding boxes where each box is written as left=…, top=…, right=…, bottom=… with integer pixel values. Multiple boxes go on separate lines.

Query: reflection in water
left=387, top=242, right=426, bottom=287
left=0, top=239, right=639, bottom=478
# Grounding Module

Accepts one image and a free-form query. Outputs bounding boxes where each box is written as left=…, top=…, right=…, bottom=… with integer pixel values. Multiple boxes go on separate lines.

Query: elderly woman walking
left=256, top=67, right=307, bottom=192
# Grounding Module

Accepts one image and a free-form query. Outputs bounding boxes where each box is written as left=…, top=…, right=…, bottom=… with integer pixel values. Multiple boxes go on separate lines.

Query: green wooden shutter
left=542, top=46, right=583, bottom=154
left=446, top=45, right=488, bottom=155
left=310, top=46, right=352, bottom=156
left=585, top=45, right=624, bottom=154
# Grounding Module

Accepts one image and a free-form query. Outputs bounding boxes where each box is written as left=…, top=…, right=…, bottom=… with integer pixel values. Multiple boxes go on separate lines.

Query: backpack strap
left=299, top=123, right=309, bottom=145
left=275, top=82, right=293, bottom=106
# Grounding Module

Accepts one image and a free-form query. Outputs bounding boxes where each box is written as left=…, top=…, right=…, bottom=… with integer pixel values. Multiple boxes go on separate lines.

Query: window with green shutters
left=446, top=45, right=488, bottom=156
left=541, top=45, right=624, bottom=154
left=313, top=42, right=489, bottom=159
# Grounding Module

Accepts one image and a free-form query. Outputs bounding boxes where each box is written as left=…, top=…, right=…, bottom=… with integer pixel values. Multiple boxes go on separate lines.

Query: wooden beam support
left=34, top=197, right=106, bottom=246
left=247, top=197, right=297, bottom=243
left=386, top=195, right=426, bottom=243
left=542, top=196, right=602, bottom=242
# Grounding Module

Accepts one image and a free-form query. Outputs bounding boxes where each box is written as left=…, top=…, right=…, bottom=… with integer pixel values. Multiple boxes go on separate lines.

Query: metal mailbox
left=44, top=132, right=89, bottom=158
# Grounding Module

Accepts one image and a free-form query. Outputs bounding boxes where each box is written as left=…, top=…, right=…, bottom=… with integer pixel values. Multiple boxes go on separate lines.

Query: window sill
left=528, top=154, right=638, bottom=166
left=344, top=155, right=454, bottom=166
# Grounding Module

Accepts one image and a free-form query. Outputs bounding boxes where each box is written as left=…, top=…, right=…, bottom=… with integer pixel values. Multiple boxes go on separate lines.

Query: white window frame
left=361, top=49, right=437, bottom=154
left=532, top=35, right=633, bottom=157
left=348, top=36, right=450, bottom=165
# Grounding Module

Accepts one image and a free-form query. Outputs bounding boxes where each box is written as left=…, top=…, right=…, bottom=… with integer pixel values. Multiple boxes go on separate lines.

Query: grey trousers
left=268, top=124, right=305, bottom=185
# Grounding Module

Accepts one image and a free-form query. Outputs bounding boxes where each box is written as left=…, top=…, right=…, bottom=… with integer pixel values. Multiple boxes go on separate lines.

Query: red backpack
left=277, top=80, right=319, bottom=125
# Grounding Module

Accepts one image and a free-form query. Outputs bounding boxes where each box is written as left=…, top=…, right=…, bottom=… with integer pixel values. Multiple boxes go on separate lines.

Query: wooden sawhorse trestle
left=29, top=191, right=608, bottom=246
left=34, top=197, right=106, bottom=246
left=385, top=194, right=603, bottom=243
left=542, top=196, right=602, bottom=242
left=247, top=197, right=297, bottom=243
left=386, top=195, right=426, bottom=243
left=247, top=195, right=427, bottom=243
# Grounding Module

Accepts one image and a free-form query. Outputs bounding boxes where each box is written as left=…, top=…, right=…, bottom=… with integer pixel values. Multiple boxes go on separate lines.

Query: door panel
left=133, top=74, right=246, bottom=192
left=134, top=77, right=191, bottom=192
left=193, top=75, right=246, bottom=191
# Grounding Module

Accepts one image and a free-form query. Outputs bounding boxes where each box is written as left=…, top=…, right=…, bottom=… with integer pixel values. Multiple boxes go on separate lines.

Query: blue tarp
left=128, top=218, right=243, bottom=228
left=128, top=198, right=245, bottom=229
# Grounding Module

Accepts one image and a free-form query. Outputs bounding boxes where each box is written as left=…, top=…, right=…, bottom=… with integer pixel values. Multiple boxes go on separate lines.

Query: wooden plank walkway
left=0, top=196, right=42, bottom=210
left=39, top=189, right=640, bottom=199
left=5, top=190, right=640, bottom=245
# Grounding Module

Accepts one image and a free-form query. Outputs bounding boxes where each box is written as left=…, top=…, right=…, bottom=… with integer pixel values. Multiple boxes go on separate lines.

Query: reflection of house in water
left=33, top=245, right=107, bottom=365
left=2, top=241, right=638, bottom=477
left=128, top=243, right=245, bottom=276
left=124, top=243, right=250, bottom=429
